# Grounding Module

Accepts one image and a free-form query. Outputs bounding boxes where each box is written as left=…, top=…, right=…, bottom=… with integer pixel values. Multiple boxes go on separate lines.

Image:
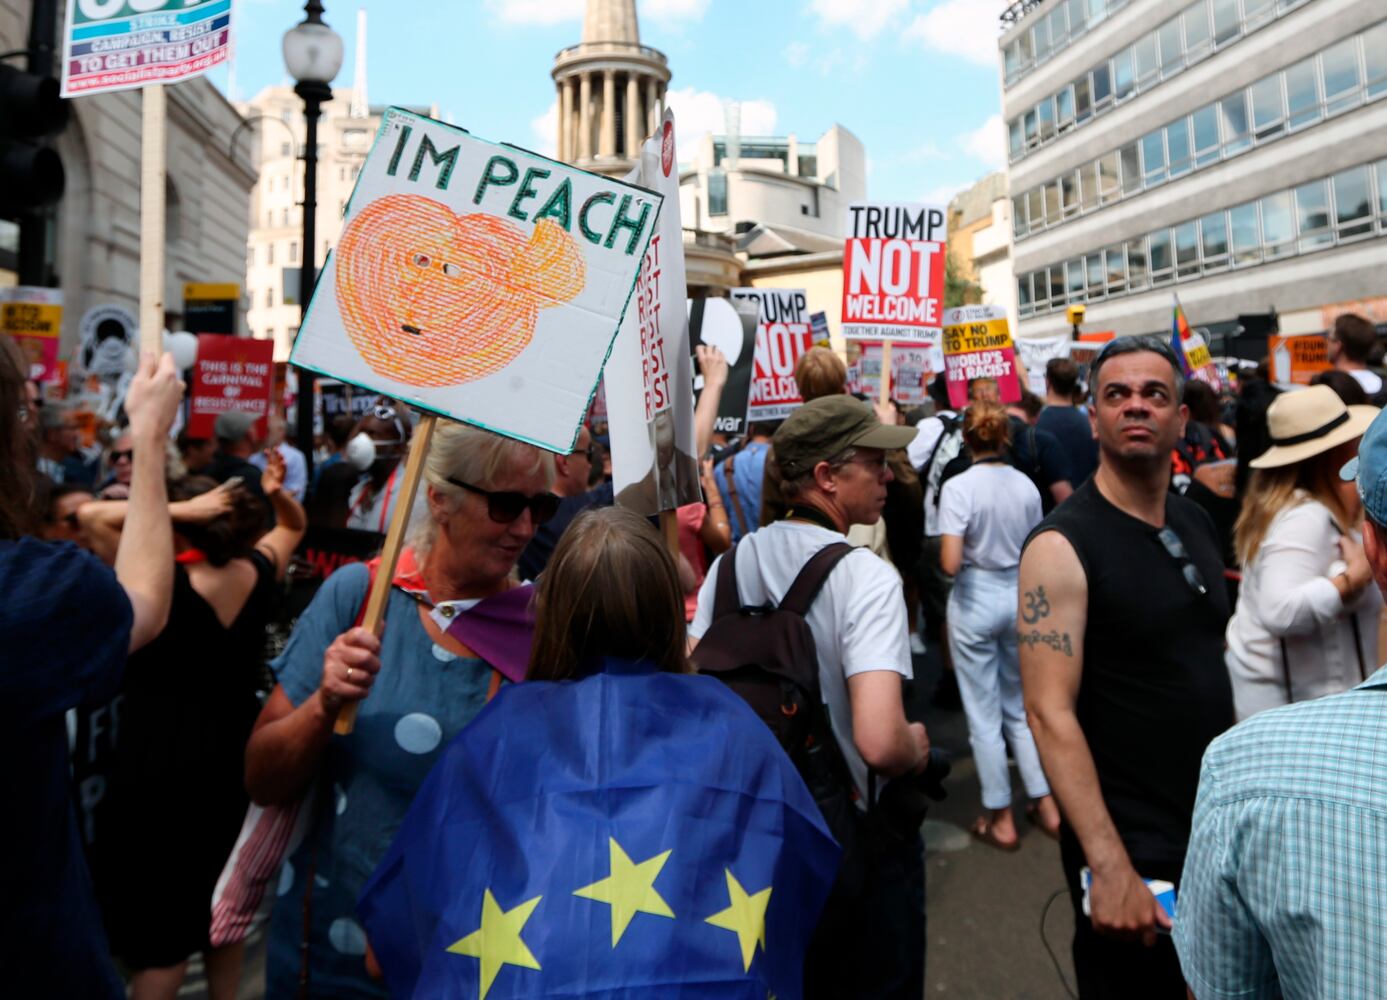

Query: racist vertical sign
left=732, top=288, right=814, bottom=423
left=689, top=296, right=759, bottom=437
left=187, top=334, right=273, bottom=438
left=1, top=286, right=64, bottom=383
left=942, top=304, right=1021, bottom=409
left=61, top=0, right=233, bottom=97
left=607, top=110, right=701, bottom=516
left=841, top=202, right=947, bottom=344
left=290, top=108, right=660, bottom=455
left=1268, top=335, right=1332, bottom=387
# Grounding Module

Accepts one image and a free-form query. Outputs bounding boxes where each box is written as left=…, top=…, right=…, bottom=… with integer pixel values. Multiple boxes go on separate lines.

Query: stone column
left=646, top=78, right=659, bottom=133
left=600, top=70, right=617, bottom=157
left=578, top=72, right=593, bottom=161
left=558, top=77, right=574, bottom=161
left=625, top=74, right=642, bottom=154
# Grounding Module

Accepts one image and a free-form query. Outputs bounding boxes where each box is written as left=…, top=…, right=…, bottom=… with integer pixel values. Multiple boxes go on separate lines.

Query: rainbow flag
left=1170, top=295, right=1195, bottom=377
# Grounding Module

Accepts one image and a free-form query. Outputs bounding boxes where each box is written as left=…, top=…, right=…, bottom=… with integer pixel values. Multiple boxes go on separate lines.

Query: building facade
left=948, top=172, right=1018, bottom=331
left=1002, top=0, right=1387, bottom=342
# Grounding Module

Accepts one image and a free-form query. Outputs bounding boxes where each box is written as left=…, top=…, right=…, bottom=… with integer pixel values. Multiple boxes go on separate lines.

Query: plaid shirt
left=1174, top=665, right=1387, bottom=999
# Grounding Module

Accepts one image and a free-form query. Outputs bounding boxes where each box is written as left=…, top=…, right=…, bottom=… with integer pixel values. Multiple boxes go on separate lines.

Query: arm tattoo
left=1021, top=586, right=1051, bottom=624
left=1019, top=629, right=1073, bottom=656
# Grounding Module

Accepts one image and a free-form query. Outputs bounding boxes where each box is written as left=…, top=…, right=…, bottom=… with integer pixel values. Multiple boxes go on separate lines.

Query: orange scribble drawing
left=335, top=194, right=587, bottom=387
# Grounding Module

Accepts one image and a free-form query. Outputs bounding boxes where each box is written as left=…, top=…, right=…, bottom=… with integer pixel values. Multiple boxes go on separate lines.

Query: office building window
left=1220, top=92, right=1252, bottom=154
left=1365, top=23, right=1387, bottom=98
left=1086, top=253, right=1105, bottom=299
left=1285, top=56, right=1321, bottom=130
left=1142, top=130, right=1166, bottom=188
left=1166, top=119, right=1192, bottom=178
left=1294, top=179, right=1332, bottom=251
left=1126, top=237, right=1148, bottom=289
left=1211, top=0, right=1238, bottom=45
left=266, top=288, right=275, bottom=309
left=289, top=240, right=299, bottom=263
left=1098, top=152, right=1121, bottom=203
left=1334, top=166, right=1372, bottom=239
left=1105, top=246, right=1127, bottom=295
left=1158, top=17, right=1183, bottom=77
left=1067, top=258, right=1086, bottom=303
left=708, top=169, right=727, bottom=216
left=1113, top=48, right=1135, bottom=100
left=1229, top=201, right=1261, bottom=265
left=1175, top=222, right=1200, bottom=278
left=1183, top=1, right=1211, bottom=61
left=1062, top=171, right=1081, bottom=216
left=1149, top=229, right=1174, bottom=285
left=1322, top=37, right=1361, bottom=114
left=1075, top=75, right=1092, bottom=122
left=1200, top=212, right=1229, bottom=269
left=1250, top=73, right=1285, bottom=140
left=1080, top=163, right=1099, bottom=212
left=1057, top=85, right=1075, bottom=129
left=1192, top=104, right=1221, bottom=167
left=1260, top=191, right=1294, bottom=258
left=1091, top=63, right=1112, bottom=107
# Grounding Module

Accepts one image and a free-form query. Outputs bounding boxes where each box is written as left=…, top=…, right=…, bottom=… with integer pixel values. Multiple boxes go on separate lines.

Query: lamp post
left=283, top=0, right=343, bottom=483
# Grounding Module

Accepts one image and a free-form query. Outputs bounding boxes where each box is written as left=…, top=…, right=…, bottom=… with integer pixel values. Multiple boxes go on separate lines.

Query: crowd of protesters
left=6, top=309, right=1387, bottom=999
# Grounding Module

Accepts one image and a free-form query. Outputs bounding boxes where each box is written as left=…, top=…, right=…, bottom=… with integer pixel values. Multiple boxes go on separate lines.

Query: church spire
left=582, top=0, right=640, bottom=44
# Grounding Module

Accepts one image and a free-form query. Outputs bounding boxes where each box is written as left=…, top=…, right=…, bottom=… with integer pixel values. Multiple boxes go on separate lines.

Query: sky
left=214, top=0, right=1008, bottom=207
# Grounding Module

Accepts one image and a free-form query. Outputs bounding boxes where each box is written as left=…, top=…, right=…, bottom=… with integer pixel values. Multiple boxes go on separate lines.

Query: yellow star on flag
left=573, top=837, right=676, bottom=946
left=704, top=868, right=773, bottom=972
left=446, top=889, right=543, bottom=1000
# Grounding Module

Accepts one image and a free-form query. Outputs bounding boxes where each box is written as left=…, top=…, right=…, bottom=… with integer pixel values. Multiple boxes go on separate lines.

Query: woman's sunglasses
left=446, top=477, right=560, bottom=525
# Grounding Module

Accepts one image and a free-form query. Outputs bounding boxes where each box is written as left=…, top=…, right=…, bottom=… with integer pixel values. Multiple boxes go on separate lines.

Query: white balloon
left=164, top=331, right=199, bottom=370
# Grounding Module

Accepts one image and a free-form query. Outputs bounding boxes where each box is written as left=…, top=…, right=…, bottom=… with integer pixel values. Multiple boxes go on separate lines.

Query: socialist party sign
left=942, top=305, right=1021, bottom=410
left=841, top=202, right=947, bottom=343
left=187, top=334, right=273, bottom=438
left=61, top=0, right=233, bottom=97
left=732, top=288, right=813, bottom=423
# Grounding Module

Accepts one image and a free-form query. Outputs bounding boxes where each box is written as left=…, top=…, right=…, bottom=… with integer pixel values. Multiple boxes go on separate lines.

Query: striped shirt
left=1174, top=665, right=1387, bottom=999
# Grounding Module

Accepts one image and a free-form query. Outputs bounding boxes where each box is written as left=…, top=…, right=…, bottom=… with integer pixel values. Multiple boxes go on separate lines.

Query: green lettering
left=579, top=191, right=616, bottom=245
left=533, top=177, right=573, bottom=231
left=507, top=166, right=551, bottom=222
left=408, top=135, right=460, bottom=190
left=604, top=194, right=653, bottom=256
left=386, top=124, right=412, bottom=176
left=473, top=155, right=520, bottom=205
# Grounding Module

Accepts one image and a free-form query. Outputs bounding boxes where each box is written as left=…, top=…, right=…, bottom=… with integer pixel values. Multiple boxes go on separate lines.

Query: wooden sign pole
left=334, top=413, right=439, bottom=735
left=138, top=84, right=167, bottom=355
left=879, top=339, right=894, bottom=409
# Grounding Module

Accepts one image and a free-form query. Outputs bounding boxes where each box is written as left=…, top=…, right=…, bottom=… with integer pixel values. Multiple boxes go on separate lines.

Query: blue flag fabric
left=357, top=658, right=841, bottom=999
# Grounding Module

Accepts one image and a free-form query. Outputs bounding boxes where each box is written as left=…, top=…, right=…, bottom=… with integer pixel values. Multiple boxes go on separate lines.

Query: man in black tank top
left=1018, top=337, right=1233, bottom=999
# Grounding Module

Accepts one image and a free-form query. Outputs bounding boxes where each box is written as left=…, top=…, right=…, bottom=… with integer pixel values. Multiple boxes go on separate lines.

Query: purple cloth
left=442, top=584, right=536, bottom=683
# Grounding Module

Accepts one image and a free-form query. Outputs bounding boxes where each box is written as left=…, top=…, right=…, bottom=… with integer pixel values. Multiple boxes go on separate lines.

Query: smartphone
left=1079, top=866, right=1177, bottom=930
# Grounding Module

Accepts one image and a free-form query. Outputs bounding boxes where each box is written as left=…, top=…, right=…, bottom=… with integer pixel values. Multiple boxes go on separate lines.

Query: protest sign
left=318, top=378, right=376, bottom=425
left=810, top=310, right=830, bottom=346
left=61, top=0, right=233, bottom=97
left=187, top=334, right=273, bottom=438
left=79, top=303, right=137, bottom=383
left=1015, top=334, right=1071, bottom=395
left=942, top=304, right=1021, bottom=409
left=856, top=342, right=940, bottom=402
left=732, top=288, right=814, bottom=422
left=2, top=286, right=64, bottom=382
left=1172, top=297, right=1223, bottom=391
left=607, top=109, right=701, bottom=516
left=688, top=296, right=758, bottom=437
left=841, top=202, right=947, bottom=344
left=184, top=282, right=238, bottom=335
left=1268, top=335, right=1331, bottom=387
left=291, top=107, right=658, bottom=456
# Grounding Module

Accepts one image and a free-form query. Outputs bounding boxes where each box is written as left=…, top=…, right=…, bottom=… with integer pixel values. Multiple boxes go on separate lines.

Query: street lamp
left=283, top=0, right=343, bottom=482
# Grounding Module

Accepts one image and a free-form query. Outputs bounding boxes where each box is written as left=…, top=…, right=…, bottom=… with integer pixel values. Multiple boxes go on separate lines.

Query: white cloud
left=919, top=183, right=965, bottom=208
left=530, top=100, right=558, bottom=158
left=643, top=0, right=711, bottom=19
left=904, top=0, right=1003, bottom=67
left=487, top=0, right=707, bottom=25
left=665, top=87, right=778, bottom=154
left=784, top=40, right=810, bottom=68
left=959, top=113, right=1004, bottom=169
left=808, top=0, right=908, bottom=39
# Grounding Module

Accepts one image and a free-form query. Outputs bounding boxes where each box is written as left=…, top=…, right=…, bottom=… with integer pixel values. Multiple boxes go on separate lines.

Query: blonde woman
left=1227, top=385, right=1380, bottom=720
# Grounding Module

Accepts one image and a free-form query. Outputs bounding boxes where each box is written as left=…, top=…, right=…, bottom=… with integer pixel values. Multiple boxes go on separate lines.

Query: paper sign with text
left=856, top=342, right=942, bottom=401
left=689, top=296, right=758, bottom=437
left=291, top=108, right=660, bottom=454
left=841, top=201, right=947, bottom=344
left=732, top=288, right=813, bottom=423
left=61, top=0, right=233, bottom=97
left=1015, top=335, right=1072, bottom=395
left=942, top=304, right=1021, bottom=410
left=188, top=335, right=273, bottom=438
left=2, top=286, right=64, bottom=383
left=1268, top=335, right=1332, bottom=387
left=607, top=110, right=701, bottom=516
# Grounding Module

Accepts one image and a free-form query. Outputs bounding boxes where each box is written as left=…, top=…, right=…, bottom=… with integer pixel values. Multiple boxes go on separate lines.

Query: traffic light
left=0, top=63, right=69, bottom=217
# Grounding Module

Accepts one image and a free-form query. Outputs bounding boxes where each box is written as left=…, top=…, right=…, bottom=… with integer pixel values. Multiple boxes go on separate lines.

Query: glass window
left=1321, top=37, right=1361, bottom=113
left=1295, top=178, right=1332, bottom=250
left=1201, top=211, right=1229, bottom=264
left=1038, top=98, right=1055, bottom=141
left=289, top=240, right=298, bottom=263
left=1080, top=163, right=1099, bottom=211
left=1045, top=180, right=1062, bottom=222
left=1261, top=190, right=1294, bottom=257
left=1057, top=85, right=1076, bottom=127
left=1134, top=34, right=1158, bottom=88
left=1378, top=159, right=1387, bottom=217
left=1230, top=201, right=1261, bottom=264
left=1166, top=119, right=1192, bottom=177
left=1075, top=75, right=1093, bottom=122
left=1049, top=5, right=1068, bottom=47
left=1092, top=63, right=1112, bottom=106
left=1366, top=23, right=1387, bottom=98
left=1221, top=91, right=1251, bottom=153
left=1067, top=258, right=1087, bottom=301
left=1068, top=0, right=1088, bottom=35
left=1028, top=189, right=1044, bottom=228
left=1192, top=104, right=1220, bottom=166
left=1242, top=0, right=1274, bottom=27
left=1004, top=41, right=1021, bottom=81
left=1086, top=253, right=1105, bottom=298
left=1175, top=221, right=1200, bottom=277
left=1050, top=266, right=1065, bottom=305
left=1158, top=18, right=1183, bottom=75
left=1088, top=0, right=1106, bottom=25
left=1211, top=0, right=1238, bottom=45
left=1019, top=28, right=1034, bottom=66
left=1098, top=152, right=1121, bottom=202
left=267, top=242, right=275, bottom=265
left=1284, top=56, right=1321, bottom=129
left=1183, top=1, right=1211, bottom=59
left=1106, top=246, right=1127, bottom=294
left=1150, top=229, right=1174, bottom=283
left=1009, top=119, right=1024, bottom=158
left=1018, top=276, right=1033, bottom=311
left=1113, top=49, right=1135, bottom=100
left=1024, top=109, right=1039, bottom=146
left=1120, top=143, right=1142, bottom=194
left=1142, top=130, right=1166, bottom=187
left=1013, top=194, right=1028, bottom=237
left=1062, top=171, right=1081, bottom=216
left=1127, top=236, right=1148, bottom=288
left=1033, top=16, right=1051, bottom=61
left=1250, top=74, right=1285, bottom=140
left=708, top=169, right=728, bottom=215
left=1334, top=166, right=1372, bottom=238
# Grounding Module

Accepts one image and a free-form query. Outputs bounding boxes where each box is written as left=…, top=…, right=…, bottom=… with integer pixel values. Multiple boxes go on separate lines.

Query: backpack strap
left=779, top=542, right=856, bottom=617
left=711, top=543, right=742, bottom=619
left=722, top=454, right=747, bottom=538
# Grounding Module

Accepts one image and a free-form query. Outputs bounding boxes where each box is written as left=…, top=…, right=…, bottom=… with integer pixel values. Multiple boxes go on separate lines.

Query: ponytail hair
left=963, top=401, right=1011, bottom=454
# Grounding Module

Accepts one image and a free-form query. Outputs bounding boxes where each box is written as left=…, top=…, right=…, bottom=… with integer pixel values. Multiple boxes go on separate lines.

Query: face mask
left=345, top=432, right=377, bottom=471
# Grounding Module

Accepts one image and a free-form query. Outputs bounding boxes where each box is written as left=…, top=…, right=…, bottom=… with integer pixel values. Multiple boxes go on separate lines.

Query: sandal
left=1025, top=803, right=1062, bottom=842
left=969, top=816, right=1021, bottom=853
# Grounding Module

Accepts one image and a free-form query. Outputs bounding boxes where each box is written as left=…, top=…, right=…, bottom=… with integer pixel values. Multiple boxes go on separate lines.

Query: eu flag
left=358, top=658, right=841, bottom=999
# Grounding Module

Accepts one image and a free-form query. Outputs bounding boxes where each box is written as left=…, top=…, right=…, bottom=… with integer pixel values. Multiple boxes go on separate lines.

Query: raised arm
left=1018, top=530, right=1170, bottom=945
left=693, top=345, right=728, bottom=459
left=255, top=448, right=308, bottom=581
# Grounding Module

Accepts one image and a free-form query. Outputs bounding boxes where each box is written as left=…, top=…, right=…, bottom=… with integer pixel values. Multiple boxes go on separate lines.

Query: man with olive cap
left=690, top=394, right=932, bottom=998
left=1174, top=405, right=1387, bottom=1000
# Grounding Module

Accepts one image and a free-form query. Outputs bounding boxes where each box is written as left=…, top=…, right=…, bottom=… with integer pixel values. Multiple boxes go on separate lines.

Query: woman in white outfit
left=1227, top=385, right=1380, bottom=720
left=939, top=402, right=1059, bottom=850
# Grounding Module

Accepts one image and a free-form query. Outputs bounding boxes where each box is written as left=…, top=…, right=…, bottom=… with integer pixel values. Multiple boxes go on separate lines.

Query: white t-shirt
left=937, top=462, right=1043, bottom=571
left=689, top=520, right=913, bottom=803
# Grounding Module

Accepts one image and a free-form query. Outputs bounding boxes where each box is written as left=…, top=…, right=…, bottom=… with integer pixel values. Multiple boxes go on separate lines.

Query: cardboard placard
left=61, top=0, right=233, bottom=97
left=78, top=303, right=137, bottom=383
left=1015, top=335, right=1072, bottom=396
left=608, top=110, right=701, bottom=516
left=942, top=305, right=1021, bottom=410
left=856, top=341, right=941, bottom=402
left=732, top=288, right=813, bottom=423
left=1268, top=334, right=1331, bottom=387
left=688, top=296, right=758, bottom=437
left=187, top=334, right=273, bottom=438
left=2, top=286, right=64, bottom=382
left=290, top=108, right=659, bottom=455
left=841, top=201, right=947, bottom=345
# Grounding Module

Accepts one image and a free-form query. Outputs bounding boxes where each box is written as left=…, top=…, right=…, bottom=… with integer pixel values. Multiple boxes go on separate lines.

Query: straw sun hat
left=1249, top=384, right=1378, bottom=469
